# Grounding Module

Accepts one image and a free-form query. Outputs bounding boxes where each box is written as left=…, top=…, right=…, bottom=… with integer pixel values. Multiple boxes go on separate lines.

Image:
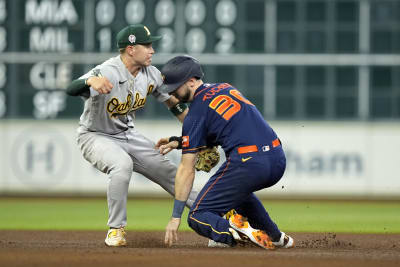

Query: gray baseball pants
left=77, top=128, right=198, bottom=228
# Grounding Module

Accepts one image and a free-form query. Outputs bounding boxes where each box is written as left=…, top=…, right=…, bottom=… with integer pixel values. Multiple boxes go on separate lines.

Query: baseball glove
left=195, top=147, right=220, bottom=172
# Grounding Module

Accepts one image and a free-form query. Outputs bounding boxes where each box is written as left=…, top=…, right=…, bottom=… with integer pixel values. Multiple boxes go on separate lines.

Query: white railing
left=0, top=53, right=399, bottom=66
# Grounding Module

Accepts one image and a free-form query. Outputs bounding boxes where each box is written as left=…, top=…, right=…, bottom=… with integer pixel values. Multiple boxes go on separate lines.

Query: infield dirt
left=0, top=230, right=399, bottom=267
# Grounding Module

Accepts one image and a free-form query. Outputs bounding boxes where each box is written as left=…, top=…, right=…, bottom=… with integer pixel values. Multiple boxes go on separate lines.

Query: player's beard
left=179, top=87, right=191, bottom=103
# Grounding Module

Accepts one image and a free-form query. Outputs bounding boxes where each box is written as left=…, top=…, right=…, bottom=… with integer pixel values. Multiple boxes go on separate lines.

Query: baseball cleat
left=223, top=209, right=237, bottom=220
left=272, top=232, right=294, bottom=248
left=207, top=210, right=248, bottom=248
left=229, top=227, right=248, bottom=243
left=207, top=239, right=231, bottom=248
left=105, top=228, right=127, bottom=247
left=229, top=213, right=275, bottom=250
left=207, top=228, right=246, bottom=248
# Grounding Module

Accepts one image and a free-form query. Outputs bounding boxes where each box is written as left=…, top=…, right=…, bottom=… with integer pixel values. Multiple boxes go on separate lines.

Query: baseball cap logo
left=143, top=26, right=151, bottom=36
left=128, top=34, right=136, bottom=43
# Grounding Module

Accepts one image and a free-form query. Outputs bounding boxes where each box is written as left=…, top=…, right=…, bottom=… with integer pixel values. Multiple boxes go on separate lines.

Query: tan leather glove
left=195, top=147, right=220, bottom=172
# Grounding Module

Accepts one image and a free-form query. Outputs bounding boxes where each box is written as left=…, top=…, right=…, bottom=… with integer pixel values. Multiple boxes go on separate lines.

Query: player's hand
left=87, top=76, right=113, bottom=94
left=156, top=137, right=179, bottom=155
left=164, top=217, right=181, bottom=247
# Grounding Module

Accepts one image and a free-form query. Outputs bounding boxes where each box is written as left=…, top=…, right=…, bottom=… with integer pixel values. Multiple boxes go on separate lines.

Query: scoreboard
left=0, top=0, right=399, bottom=120
left=4, top=0, right=242, bottom=54
left=0, top=0, right=250, bottom=119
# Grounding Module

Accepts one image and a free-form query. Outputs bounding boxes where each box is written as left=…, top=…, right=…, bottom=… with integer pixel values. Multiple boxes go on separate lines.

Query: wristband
left=172, top=199, right=186, bottom=218
left=169, top=136, right=183, bottom=149
left=169, top=102, right=188, bottom=116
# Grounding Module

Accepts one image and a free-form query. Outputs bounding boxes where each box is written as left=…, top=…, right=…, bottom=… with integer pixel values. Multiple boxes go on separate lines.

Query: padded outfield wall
left=0, top=120, right=399, bottom=199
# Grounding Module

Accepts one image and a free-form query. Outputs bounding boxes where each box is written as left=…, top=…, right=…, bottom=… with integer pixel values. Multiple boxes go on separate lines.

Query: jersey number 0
left=209, top=89, right=254, bottom=121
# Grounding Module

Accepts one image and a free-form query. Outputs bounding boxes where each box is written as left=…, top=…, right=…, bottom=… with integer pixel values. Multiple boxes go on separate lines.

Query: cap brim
left=137, top=35, right=162, bottom=44
left=159, top=81, right=183, bottom=94
left=150, top=35, right=162, bottom=42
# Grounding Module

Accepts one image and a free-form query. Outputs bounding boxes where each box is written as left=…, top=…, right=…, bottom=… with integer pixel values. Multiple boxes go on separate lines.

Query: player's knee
left=187, top=214, right=207, bottom=237
left=152, top=159, right=177, bottom=178
left=187, top=212, right=202, bottom=232
left=109, top=159, right=133, bottom=178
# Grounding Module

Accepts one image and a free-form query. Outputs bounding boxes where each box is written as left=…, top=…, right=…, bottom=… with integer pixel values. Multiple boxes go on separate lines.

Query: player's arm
left=66, top=76, right=113, bottom=96
left=174, top=153, right=197, bottom=203
left=164, top=96, right=188, bottom=123
left=155, top=136, right=182, bottom=155
left=66, top=78, right=90, bottom=96
left=164, top=152, right=197, bottom=247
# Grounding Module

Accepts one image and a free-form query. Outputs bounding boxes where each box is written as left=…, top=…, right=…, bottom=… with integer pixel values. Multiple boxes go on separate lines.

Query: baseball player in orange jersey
left=66, top=25, right=198, bottom=246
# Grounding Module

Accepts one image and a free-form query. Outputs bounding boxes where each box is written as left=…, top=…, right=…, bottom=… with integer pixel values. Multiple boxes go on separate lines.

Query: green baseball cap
left=116, top=24, right=162, bottom=48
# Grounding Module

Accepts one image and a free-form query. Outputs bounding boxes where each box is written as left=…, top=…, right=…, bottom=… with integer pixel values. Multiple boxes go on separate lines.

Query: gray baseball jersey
left=78, top=55, right=169, bottom=134
left=75, top=55, right=197, bottom=228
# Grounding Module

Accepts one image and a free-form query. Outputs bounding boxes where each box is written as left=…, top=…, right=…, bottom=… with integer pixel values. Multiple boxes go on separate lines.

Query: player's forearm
left=174, top=162, right=195, bottom=202
left=171, top=163, right=194, bottom=218
left=175, top=108, right=188, bottom=123
left=165, top=97, right=188, bottom=123
left=66, top=78, right=89, bottom=96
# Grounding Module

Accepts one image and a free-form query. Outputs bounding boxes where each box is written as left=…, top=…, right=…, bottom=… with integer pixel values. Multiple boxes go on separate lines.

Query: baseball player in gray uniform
left=66, top=24, right=198, bottom=247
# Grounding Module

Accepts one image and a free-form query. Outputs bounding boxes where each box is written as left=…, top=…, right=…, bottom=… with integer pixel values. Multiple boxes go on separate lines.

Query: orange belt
left=237, top=138, right=281, bottom=154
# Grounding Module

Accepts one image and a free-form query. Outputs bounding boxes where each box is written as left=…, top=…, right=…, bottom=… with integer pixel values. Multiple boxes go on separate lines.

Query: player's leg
left=188, top=210, right=236, bottom=246
left=234, top=194, right=281, bottom=241
left=126, top=129, right=198, bottom=207
left=187, top=156, right=263, bottom=246
left=234, top=195, right=294, bottom=248
left=187, top=159, right=237, bottom=246
left=232, top=149, right=293, bottom=247
left=188, top=152, right=285, bottom=247
left=78, top=133, right=133, bottom=229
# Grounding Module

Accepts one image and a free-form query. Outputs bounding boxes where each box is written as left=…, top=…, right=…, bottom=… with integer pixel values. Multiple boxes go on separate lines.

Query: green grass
left=0, top=198, right=399, bottom=233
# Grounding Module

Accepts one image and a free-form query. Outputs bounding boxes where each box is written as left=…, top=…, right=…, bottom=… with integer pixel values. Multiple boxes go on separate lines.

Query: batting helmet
left=159, top=55, right=204, bottom=94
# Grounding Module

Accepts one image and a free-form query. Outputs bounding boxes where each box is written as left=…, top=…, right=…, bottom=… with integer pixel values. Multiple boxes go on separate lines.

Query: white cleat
left=208, top=209, right=249, bottom=248
left=207, top=239, right=230, bottom=248
left=207, top=228, right=244, bottom=248
left=272, top=232, right=294, bottom=248
left=105, top=228, right=127, bottom=247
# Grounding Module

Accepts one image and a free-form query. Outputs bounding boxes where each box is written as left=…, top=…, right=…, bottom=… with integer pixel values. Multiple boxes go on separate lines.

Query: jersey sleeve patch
left=182, top=136, right=189, bottom=148
left=91, top=68, right=102, bottom=77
